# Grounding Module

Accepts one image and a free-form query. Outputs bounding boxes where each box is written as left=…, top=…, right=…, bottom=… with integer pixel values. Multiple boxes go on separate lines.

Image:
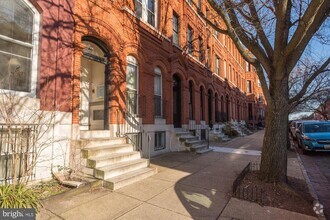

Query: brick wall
left=35, top=0, right=265, bottom=126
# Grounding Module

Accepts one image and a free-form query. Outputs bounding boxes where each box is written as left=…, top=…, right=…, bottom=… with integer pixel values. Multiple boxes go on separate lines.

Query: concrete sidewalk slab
left=116, top=203, right=193, bottom=220
left=41, top=187, right=112, bottom=214
left=179, top=170, right=235, bottom=193
left=210, top=146, right=261, bottom=156
left=60, top=192, right=142, bottom=220
left=116, top=177, right=174, bottom=201
left=287, top=157, right=305, bottom=180
left=148, top=184, right=229, bottom=219
left=152, top=166, right=199, bottom=182
left=220, top=198, right=317, bottom=220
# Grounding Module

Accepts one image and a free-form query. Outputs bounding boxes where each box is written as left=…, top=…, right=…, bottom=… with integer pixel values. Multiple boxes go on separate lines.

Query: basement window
left=154, top=131, right=165, bottom=151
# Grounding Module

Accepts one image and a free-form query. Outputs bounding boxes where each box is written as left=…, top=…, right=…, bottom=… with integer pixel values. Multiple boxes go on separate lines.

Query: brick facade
left=35, top=0, right=266, bottom=128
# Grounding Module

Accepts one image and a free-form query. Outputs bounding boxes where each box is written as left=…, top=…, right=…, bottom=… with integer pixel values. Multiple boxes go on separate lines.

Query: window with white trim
left=0, top=0, right=39, bottom=94
left=154, top=67, right=162, bottom=117
left=206, top=46, right=210, bottom=68
left=187, top=26, right=193, bottom=54
left=216, top=56, right=220, bottom=76
left=172, top=12, right=179, bottom=46
left=224, top=60, right=227, bottom=78
left=198, top=37, right=203, bottom=62
left=214, top=22, right=219, bottom=38
left=154, top=131, right=166, bottom=151
left=135, top=0, right=157, bottom=27
left=126, top=56, right=139, bottom=115
left=247, top=80, right=252, bottom=93
left=246, top=61, right=251, bottom=72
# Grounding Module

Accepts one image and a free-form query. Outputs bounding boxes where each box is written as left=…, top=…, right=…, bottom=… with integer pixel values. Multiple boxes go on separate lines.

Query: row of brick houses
left=0, top=0, right=265, bottom=182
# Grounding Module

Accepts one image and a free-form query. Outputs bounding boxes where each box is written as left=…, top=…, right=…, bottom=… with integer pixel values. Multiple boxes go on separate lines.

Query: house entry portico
left=79, top=37, right=110, bottom=130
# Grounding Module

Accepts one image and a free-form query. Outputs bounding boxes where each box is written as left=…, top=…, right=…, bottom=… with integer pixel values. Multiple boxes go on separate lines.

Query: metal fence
left=125, top=132, right=142, bottom=152
left=187, top=123, right=210, bottom=149
left=0, top=124, right=37, bottom=184
left=232, top=162, right=263, bottom=204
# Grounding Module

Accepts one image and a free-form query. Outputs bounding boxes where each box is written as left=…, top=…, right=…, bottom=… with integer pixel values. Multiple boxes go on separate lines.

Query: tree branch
left=207, top=0, right=274, bottom=75
left=285, top=0, right=330, bottom=73
left=289, top=57, right=330, bottom=104
left=245, top=0, right=274, bottom=61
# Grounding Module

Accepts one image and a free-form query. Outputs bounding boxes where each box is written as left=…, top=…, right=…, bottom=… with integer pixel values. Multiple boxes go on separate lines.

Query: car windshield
left=304, top=123, right=330, bottom=133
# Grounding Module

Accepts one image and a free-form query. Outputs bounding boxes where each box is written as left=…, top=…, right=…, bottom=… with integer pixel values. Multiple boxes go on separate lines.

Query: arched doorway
left=80, top=37, right=110, bottom=130
left=226, top=95, right=230, bottom=122
left=188, top=81, right=194, bottom=120
left=173, top=74, right=181, bottom=128
left=200, top=86, right=205, bottom=121
left=208, top=89, right=213, bottom=126
left=215, top=93, right=219, bottom=123
left=237, top=100, right=240, bottom=121
left=220, top=96, right=224, bottom=122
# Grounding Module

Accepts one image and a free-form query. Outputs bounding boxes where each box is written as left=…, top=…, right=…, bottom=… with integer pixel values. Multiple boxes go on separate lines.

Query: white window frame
left=135, top=0, right=158, bottom=28
left=154, top=67, right=162, bottom=117
left=126, top=55, right=139, bottom=115
left=247, top=80, right=252, bottom=93
left=172, top=12, right=179, bottom=46
left=0, top=0, right=40, bottom=97
left=154, top=131, right=166, bottom=151
left=216, top=56, right=220, bottom=75
left=187, top=26, right=193, bottom=54
left=224, top=60, right=227, bottom=78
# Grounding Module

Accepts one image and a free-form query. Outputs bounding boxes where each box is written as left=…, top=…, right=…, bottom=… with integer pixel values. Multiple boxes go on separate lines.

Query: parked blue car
left=297, top=121, right=330, bottom=153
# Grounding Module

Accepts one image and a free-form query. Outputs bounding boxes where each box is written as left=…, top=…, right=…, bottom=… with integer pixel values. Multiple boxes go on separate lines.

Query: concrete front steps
left=217, top=133, right=231, bottom=142
left=176, top=131, right=213, bottom=154
left=80, top=134, right=157, bottom=190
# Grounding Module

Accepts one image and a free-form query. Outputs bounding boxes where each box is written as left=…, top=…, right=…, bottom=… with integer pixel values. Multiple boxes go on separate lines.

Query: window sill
left=122, top=6, right=171, bottom=43
left=0, top=89, right=36, bottom=98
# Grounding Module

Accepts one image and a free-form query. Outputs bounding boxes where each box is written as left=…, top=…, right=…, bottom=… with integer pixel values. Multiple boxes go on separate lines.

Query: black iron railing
left=115, top=106, right=144, bottom=154
left=232, top=162, right=263, bottom=204
left=187, top=123, right=210, bottom=149
left=125, top=132, right=142, bottom=152
left=0, top=124, right=37, bottom=184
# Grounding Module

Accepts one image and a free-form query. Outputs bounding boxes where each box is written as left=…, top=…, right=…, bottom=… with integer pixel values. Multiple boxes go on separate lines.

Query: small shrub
left=230, top=130, right=239, bottom=137
left=0, top=184, right=41, bottom=211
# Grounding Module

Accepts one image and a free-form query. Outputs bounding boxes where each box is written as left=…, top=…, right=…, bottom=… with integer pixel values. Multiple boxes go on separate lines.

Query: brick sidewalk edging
left=290, top=137, right=327, bottom=220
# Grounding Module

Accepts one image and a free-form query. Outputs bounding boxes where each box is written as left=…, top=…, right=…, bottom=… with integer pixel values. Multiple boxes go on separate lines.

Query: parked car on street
left=296, top=121, right=330, bottom=153
left=290, top=120, right=305, bottom=139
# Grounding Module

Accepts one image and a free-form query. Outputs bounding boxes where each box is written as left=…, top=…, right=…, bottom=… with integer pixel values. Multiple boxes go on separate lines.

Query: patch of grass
left=0, top=184, right=41, bottom=211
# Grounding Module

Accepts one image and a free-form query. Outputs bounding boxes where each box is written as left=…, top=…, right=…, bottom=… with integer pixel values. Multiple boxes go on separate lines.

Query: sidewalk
left=38, top=131, right=317, bottom=220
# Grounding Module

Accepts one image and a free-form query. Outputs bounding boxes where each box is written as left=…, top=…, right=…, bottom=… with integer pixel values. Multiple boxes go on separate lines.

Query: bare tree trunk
left=260, top=79, right=289, bottom=182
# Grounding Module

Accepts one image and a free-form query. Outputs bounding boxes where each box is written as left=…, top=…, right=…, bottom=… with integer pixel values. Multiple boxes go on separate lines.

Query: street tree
left=204, top=0, right=330, bottom=182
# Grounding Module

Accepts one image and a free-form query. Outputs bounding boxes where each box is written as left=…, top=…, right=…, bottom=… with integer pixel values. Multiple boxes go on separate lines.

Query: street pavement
left=38, top=131, right=317, bottom=220
left=295, top=142, right=330, bottom=219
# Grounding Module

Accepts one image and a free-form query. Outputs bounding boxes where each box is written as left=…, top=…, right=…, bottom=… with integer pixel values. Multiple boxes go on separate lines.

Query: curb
left=290, top=138, right=327, bottom=220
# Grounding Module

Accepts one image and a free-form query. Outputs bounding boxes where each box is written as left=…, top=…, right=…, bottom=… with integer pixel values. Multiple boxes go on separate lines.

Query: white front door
left=80, top=56, right=106, bottom=130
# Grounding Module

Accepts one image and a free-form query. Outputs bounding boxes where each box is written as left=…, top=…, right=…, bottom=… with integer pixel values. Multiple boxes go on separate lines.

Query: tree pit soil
left=237, top=171, right=316, bottom=217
